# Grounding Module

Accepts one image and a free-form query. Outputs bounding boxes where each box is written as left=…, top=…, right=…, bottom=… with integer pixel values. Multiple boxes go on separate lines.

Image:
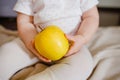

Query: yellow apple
left=34, top=25, right=69, bottom=61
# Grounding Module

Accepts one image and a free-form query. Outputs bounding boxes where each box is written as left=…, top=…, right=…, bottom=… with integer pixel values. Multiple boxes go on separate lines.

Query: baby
left=0, top=0, right=99, bottom=80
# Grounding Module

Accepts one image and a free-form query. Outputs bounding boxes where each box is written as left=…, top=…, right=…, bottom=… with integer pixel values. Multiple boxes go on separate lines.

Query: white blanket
left=0, top=25, right=120, bottom=80
left=87, top=26, right=120, bottom=80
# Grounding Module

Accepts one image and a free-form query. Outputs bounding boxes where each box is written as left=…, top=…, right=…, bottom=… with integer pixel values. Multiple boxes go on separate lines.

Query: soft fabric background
left=0, top=25, right=17, bottom=46
left=0, top=25, right=120, bottom=80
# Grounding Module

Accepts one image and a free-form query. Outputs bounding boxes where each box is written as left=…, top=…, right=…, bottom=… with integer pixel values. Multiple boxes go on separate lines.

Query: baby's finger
left=37, top=55, right=51, bottom=62
left=31, top=40, right=51, bottom=62
left=31, top=39, right=35, bottom=47
left=65, top=43, right=76, bottom=57
left=65, top=34, right=74, bottom=41
left=31, top=46, right=51, bottom=62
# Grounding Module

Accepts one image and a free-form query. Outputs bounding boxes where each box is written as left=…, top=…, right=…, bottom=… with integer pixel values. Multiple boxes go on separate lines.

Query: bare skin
left=17, top=6, right=99, bottom=62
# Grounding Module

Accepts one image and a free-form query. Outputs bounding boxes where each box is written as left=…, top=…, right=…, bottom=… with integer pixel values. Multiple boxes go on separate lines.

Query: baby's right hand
left=26, top=39, right=51, bottom=63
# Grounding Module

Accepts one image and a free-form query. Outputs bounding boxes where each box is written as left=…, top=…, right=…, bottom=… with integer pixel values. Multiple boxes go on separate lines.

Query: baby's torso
left=32, top=0, right=83, bottom=34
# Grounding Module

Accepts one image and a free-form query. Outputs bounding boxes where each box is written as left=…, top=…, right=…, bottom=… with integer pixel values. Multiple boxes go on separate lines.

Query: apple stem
left=38, top=25, right=44, bottom=31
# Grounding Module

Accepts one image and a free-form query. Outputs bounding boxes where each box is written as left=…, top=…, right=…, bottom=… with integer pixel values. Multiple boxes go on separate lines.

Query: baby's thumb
left=65, top=34, right=74, bottom=41
left=31, top=39, right=35, bottom=45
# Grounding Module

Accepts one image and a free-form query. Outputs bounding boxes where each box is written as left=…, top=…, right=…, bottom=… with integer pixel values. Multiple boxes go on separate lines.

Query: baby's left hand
left=64, top=34, right=85, bottom=57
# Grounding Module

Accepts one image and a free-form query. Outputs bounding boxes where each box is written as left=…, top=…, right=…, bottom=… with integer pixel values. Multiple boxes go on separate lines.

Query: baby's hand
left=27, top=39, right=51, bottom=63
left=64, top=34, right=85, bottom=57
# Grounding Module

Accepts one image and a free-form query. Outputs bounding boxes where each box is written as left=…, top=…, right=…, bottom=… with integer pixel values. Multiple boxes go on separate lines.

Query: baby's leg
left=26, top=46, right=93, bottom=80
left=0, top=38, right=39, bottom=80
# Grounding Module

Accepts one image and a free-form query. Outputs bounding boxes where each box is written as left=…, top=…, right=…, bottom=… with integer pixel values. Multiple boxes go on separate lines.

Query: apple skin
left=34, top=25, right=69, bottom=61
